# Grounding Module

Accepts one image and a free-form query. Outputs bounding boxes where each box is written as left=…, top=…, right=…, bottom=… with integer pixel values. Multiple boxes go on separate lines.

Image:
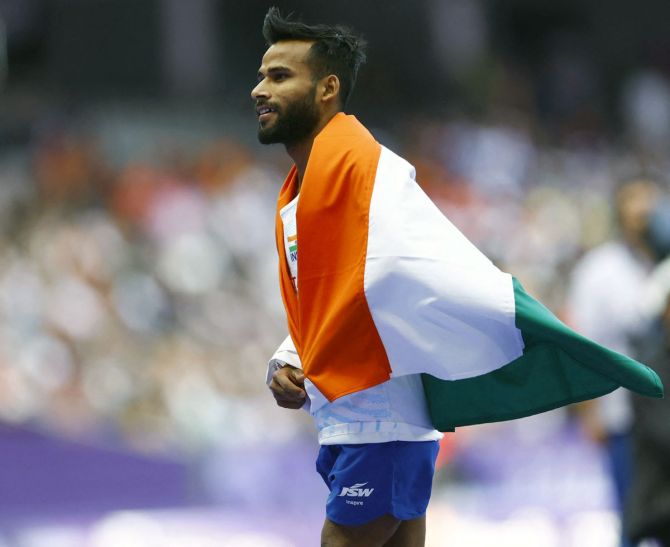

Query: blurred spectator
left=626, top=257, right=670, bottom=546
left=567, top=177, right=662, bottom=547
left=0, top=123, right=298, bottom=456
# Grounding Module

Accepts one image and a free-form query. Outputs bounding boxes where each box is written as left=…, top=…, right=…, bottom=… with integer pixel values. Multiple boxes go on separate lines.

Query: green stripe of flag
left=422, top=277, right=664, bottom=431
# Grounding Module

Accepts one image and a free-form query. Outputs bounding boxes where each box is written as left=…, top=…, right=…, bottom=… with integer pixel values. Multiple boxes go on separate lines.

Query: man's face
left=617, top=180, right=658, bottom=246
left=251, top=40, right=321, bottom=146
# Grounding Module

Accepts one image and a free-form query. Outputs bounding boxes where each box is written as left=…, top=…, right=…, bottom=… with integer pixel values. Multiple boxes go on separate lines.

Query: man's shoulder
left=317, top=113, right=375, bottom=143
left=309, top=115, right=381, bottom=175
left=575, top=241, right=631, bottom=270
left=571, top=240, right=647, bottom=292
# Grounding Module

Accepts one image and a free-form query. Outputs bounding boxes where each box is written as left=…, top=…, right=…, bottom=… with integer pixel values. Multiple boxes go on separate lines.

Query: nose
left=251, top=79, right=268, bottom=101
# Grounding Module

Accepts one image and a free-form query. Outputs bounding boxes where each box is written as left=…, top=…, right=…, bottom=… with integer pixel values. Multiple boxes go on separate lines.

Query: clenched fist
left=269, top=365, right=307, bottom=409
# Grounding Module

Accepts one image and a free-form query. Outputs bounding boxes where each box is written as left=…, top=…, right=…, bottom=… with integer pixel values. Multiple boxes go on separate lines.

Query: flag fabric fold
left=275, top=113, right=663, bottom=432
left=423, top=278, right=663, bottom=431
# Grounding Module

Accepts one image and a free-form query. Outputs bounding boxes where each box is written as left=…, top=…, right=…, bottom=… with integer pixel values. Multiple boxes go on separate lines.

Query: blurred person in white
left=625, top=255, right=670, bottom=546
left=567, top=177, right=661, bottom=547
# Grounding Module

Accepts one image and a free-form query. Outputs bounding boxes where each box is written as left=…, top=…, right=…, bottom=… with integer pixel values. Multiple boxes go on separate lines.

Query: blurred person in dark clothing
left=626, top=269, right=670, bottom=546
left=567, top=177, right=661, bottom=547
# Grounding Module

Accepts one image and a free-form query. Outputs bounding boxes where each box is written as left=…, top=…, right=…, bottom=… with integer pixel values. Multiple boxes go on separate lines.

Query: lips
left=256, top=104, right=277, bottom=122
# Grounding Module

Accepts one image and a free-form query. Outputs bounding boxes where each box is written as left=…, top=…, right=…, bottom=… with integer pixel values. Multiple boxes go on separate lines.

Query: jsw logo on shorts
left=338, top=482, right=374, bottom=497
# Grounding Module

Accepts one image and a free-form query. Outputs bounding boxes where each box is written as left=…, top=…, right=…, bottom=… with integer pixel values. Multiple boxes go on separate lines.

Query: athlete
left=252, top=7, right=441, bottom=547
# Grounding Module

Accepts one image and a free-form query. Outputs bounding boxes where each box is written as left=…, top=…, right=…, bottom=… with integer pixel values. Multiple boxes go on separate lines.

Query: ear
left=319, top=74, right=341, bottom=106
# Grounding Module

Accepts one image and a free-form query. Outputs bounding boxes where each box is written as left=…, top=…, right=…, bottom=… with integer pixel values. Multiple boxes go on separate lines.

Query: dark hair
left=262, top=7, right=367, bottom=108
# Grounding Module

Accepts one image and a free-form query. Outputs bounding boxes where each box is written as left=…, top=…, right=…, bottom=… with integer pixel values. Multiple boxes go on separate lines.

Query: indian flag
left=288, top=234, right=297, bottom=253
left=275, top=113, right=663, bottom=431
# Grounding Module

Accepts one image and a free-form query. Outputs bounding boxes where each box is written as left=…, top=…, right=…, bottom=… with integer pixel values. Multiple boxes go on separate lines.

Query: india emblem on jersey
left=280, top=196, right=299, bottom=291
left=288, top=234, right=297, bottom=262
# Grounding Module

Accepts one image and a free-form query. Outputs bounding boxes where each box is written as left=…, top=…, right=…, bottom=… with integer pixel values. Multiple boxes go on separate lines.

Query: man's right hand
left=269, top=365, right=307, bottom=409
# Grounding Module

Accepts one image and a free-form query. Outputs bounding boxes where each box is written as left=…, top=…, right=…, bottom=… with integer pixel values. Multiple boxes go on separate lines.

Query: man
left=252, top=9, right=440, bottom=546
left=252, top=8, right=662, bottom=547
left=567, top=178, right=660, bottom=547
left=626, top=255, right=670, bottom=546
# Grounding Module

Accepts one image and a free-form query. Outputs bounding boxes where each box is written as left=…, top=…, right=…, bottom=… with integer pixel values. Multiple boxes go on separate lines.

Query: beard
left=257, top=87, right=321, bottom=146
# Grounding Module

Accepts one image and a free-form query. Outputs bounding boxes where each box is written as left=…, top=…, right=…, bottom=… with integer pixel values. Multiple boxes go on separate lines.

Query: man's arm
left=266, top=334, right=302, bottom=383
left=267, top=335, right=307, bottom=410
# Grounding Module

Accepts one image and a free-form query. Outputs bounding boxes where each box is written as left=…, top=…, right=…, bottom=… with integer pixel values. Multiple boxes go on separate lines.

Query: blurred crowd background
left=1, top=0, right=670, bottom=546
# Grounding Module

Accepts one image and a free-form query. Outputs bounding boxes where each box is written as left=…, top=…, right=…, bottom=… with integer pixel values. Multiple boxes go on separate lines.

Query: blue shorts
left=315, top=440, right=439, bottom=526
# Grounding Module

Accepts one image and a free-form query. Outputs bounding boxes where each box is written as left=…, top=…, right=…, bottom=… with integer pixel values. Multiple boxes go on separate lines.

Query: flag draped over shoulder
left=275, top=113, right=663, bottom=432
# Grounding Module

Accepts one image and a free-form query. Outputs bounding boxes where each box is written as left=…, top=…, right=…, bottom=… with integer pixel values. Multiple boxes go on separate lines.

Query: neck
left=285, top=140, right=314, bottom=189
left=285, top=111, right=339, bottom=190
left=624, top=236, right=655, bottom=263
